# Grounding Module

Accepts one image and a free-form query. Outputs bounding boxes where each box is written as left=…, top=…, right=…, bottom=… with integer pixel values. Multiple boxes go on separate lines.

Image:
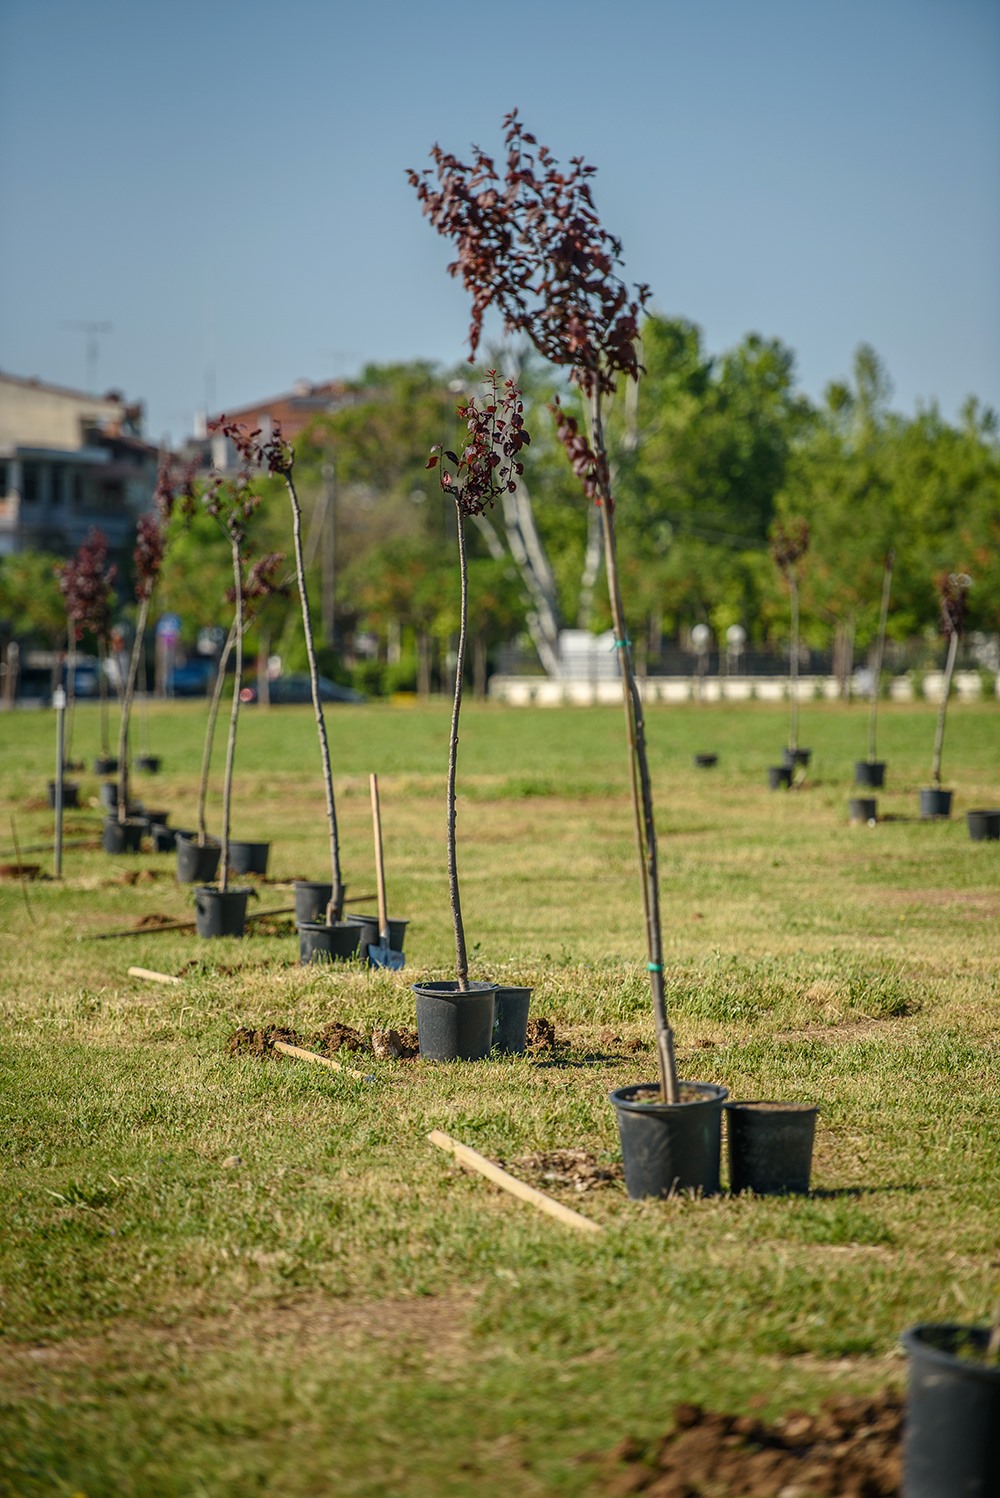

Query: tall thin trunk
left=219, top=542, right=244, bottom=895
left=283, top=471, right=344, bottom=922
left=448, top=506, right=470, bottom=989
left=788, top=574, right=800, bottom=756
left=868, top=553, right=894, bottom=763
left=592, top=389, right=678, bottom=1103
left=197, top=621, right=235, bottom=846
left=931, top=631, right=959, bottom=788
left=116, top=595, right=152, bottom=824
left=577, top=502, right=604, bottom=630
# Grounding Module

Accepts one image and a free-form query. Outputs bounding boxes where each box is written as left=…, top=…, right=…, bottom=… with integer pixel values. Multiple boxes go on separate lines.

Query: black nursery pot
left=493, top=986, right=532, bottom=1055
left=609, top=1081, right=729, bottom=1199
left=967, top=809, right=1000, bottom=842
left=848, top=796, right=877, bottom=826
left=135, top=755, right=161, bottom=774
left=901, top=1323, right=1000, bottom=1498
left=228, top=839, right=270, bottom=876
left=854, top=759, right=886, bottom=788
left=102, top=817, right=144, bottom=854
left=346, top=913, right=409, bottom=964
left=150, top=822, right=177, bottom=852
left=48, top=780, right=79, bottom=809
left=920, top=787, right=953, bottom=819
left=297, top=920, right=361, bottom=965
left=194, top=886, right=250, bottom=939
left=293, top=880, right=333, bottom=925
left=693, top=753, right=718, bottom=769
left=413, top=982, right=496, bottom=1061
left=768, top=765, right=793, bottom=790
left=725, top=1100, right=818, bottom=1195
left=175, top=835, right=221, bottom=885
left=99, top=781, right=120, bottom=810
left=93, top=755, right=118, bottom=776
left=782, top=746, right=811, bottom=768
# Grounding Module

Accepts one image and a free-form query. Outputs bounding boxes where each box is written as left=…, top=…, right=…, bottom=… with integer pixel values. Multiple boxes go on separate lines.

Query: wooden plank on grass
left=128, top=967, right=182, bottom=985
left=427, top=1129, right=603, bottom=1235
left=272, top=1039, right=373, bottom=1082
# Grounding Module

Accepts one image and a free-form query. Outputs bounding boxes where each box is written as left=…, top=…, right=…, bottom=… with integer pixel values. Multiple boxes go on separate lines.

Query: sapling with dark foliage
left=865, top=548, right=894, bottom=766
left=56, top=529, right=117, bottom=764
left=428, top=372, right=529, bottom=988
left=410, top=111, right=681, bottom=1096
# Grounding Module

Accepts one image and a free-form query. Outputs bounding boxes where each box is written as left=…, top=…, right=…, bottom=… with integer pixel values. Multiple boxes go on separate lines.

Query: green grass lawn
left=1, top=696, right=998, bottom=1496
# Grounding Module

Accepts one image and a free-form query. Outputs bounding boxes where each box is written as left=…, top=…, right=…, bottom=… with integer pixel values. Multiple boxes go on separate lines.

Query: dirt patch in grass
left=133, top=909, right=180, bottom=927
left=225, top=1017, right=558, bottom=1064
left=503, top=1149, right=623, bottom=1193
left=0, top=863, right=45, bottom=881
left=0, top=1291, right=474, bottom=1399
left=593, top=1389, right=903, bottom=1496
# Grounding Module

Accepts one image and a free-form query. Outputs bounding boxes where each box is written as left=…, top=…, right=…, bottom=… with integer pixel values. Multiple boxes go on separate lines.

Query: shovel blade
left=369, top=943, right=405, bottom=971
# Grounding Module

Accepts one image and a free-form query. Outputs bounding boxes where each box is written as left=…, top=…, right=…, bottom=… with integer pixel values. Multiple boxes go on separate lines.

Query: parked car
left=240, top=673, right=366, bottom=705
left=169, top=659, right=217, bottom=697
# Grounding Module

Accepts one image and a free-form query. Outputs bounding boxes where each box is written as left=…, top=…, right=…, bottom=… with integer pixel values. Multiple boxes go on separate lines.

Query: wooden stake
left=127, top=966, right=182, bottom=985
left=272, top=1039, right=373, bottom=1082
left=427, top=1130, right=603, bottom=1235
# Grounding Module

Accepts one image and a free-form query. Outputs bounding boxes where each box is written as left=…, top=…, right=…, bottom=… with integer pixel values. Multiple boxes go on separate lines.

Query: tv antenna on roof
left=63, top=320, right=113, bottom=393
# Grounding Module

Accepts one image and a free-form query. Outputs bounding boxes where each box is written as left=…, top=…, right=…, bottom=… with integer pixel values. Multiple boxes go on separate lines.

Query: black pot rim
left=297, top=918, right=358, bottom=932
left=412, top=980, right=497, bottom=999
left=610, top=1081, right=729, bottom=1114
left=967, top=807, right=1000, bottom=817
left=724, top=1099, right=819, bottom=1115
left=901, top=1323, right=999, bottom=1380
left=176, top=833, right=220, bottom=847
left=194, top=885, right=252, bottom=899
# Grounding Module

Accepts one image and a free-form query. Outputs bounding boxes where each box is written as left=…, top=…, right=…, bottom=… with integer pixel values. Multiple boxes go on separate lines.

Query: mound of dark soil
left=506, top=1148, right=623, bottom=1193
left=0, top=863, right=43, bottom=881
left=226, top=1025, right=305, bottom=1057
left=526, top=1017, right=557, bottom=1051
left=595, top=1390, right=903, bottom=1497
left=315, top=1021, right=367, bottom=1054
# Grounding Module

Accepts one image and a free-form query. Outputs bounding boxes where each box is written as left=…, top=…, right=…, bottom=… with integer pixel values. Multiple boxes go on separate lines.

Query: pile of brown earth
left=226, top=1017, right=559, bottom=1062
left=595, top=1390, right=903, bottom=1497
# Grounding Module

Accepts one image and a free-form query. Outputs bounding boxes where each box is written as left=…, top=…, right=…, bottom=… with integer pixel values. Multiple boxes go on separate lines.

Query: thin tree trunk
left=197, top=621, right=235, bottom=846
left=500, top=480, right=562, bottom=675
left=116, top=595, right=152, bottom=824
left=448, top=507, right=470, bottom=989
left=591, top=389, right=678, bottom=1103
left=576, top=503, right=604, bottom=630
left=788, top=574, right=800, bottom=755
left=283, top=471, right=345, bottom=922
left=931, top=630, right=959, bottom=788
left=868, top=552, right=894, bottom=763
left=219, top=541, right=244, bottom=895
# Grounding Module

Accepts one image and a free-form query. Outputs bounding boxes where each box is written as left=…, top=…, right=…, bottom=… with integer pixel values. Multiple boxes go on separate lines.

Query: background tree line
left=3, top=316, right=998, bottom=694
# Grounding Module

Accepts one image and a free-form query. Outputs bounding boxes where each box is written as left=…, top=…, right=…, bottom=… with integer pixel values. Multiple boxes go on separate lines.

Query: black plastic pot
left=102, top=817, right=144, bottom=854
left=93, top=755, right=118, bottom=776
left=768, top=765, right=792, bottom=790
left=920, top=787, right=953, bottom=819
left=901, top=1323, right=1000, bottom=1498
left=194, top=886, right=250, bottom=939
left=346, top=911, right=378, bottom=959
left=228, top=839, right=270, bottom=876
left=136, top=809, right=168, bottom=831
left=293, top=880, right=333, bottom=925
left=694, top=753, right=718, bottom=769
left=493, top=986, right=532, bottom=1055
left=848, top=796, right=877, bottom=826
left=413, top=981, right=496, bottom=1061
left=99, top=781, right=121, bottom=810
left=609, top=1081, right=729, bottom=1199
left=297, top=920, right=361, bottom=965
left=175, top=835, right=221, bottom=885
left=782, top=746, right=811, bottom=767
left=135, top=755, right=161, bottom=773
left=854, top=759, right=886, bottom=788
left=150, top=823, right=177, bottom=852
left=48, top=780, right=79, bottom=809
left=725, top=1100, right=818, bottom=1195
left=967, top=809, right=1000, bottom=842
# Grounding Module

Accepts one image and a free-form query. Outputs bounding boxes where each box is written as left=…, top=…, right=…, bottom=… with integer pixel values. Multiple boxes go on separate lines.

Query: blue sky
left=2, top=0, right=998, bottom=446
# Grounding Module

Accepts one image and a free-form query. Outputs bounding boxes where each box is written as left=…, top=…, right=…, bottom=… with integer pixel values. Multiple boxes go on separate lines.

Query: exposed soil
left=226, top=1016, right=555, bottom=1064
left=133, top=910, right=179, bottom=927
left=503, top=1148, right=623, bottom=1193
left=0, top=863, right=44, bottom=881
left=593, top=1390, right=903, bottom=1497
left=371, top=1027, right=421, bottom=1059
left=227, top=1025, right=305, bottom=1057
left=526, top=1016, right=558, bottom=1051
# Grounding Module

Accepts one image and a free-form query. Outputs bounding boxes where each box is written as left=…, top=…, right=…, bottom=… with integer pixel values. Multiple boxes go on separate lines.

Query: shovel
left=368, top=773, right=404, bottom=970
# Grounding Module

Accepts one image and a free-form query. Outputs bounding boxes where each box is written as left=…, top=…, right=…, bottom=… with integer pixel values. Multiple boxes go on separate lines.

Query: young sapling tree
left=56, top=530, right=117, bottom=767
left=769, top=517, right=810, bottom=762
left=259, top=429, right=351, bottom=926
left=410, top=111, right=680, bottom=1097
left=930, top=571, right=972, bottom=790
left=428, top=372, right=529, bottom=988
left=865, top=548, right=894, bottom=766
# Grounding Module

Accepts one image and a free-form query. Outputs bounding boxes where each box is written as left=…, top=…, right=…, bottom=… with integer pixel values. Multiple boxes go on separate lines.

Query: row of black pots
left=102, top=808, right=171, bottom=854
left=174, top=837, right=270, bottom=884
left=611, top=1086, right=818, bottom=1199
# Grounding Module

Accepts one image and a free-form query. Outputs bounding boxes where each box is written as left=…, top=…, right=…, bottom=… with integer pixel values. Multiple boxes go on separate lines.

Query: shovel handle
left=370, top=773, right=389, bottom=941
